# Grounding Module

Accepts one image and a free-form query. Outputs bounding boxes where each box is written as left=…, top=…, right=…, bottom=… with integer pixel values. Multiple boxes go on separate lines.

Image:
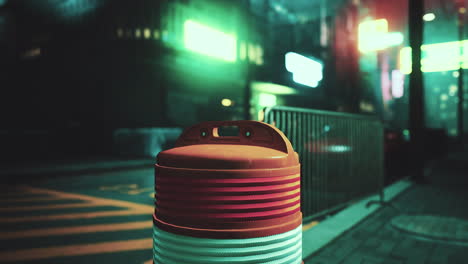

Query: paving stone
left=307, top=155, right=468, bottom=263
left=447, top=248, right=468, bottom=264
left=352, top=230, right=373, bottom=240
left=363, top=236, right=382, bottom=248
left=316, top=243, right=337, bottom=257
left=382, top=255, right=406, bottom=264
left=339, top=251, right=367, bottom=264
left=375, top=239, right=397, bottom=255
left=379, top=260, right=404, bottom=264
left=360, top=259, right=380, bottom=264
left=363, top=221, right=384, bottom=232
left=428, top=244, right=462, bottom=263
left=305, top=255, right=341, bottom=264
left=330, top=239, right=361, bottom=260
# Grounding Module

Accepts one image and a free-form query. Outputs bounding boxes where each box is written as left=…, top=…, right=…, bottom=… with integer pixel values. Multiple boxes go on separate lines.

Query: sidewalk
left=304, top=152, right=468, bottom=264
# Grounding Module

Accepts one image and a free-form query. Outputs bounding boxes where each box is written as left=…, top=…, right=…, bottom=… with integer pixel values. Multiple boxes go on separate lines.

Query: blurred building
left=0, top=0, right=466, bottom=160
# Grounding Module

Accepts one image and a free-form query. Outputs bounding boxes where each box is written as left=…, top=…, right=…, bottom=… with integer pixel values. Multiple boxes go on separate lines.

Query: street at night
left=1, top=0, right=468, bottom=263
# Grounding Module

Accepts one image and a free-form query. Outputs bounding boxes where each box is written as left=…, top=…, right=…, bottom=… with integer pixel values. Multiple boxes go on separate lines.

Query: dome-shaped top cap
left=157, top=121, right=299, bottom=170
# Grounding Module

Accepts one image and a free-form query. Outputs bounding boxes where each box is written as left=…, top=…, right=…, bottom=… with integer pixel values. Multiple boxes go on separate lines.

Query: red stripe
left=155, top=188, right=300, bottom=203
left=156, top=196, right=300, bottom=211
left=155, top=164, right=300, bottom=178
left=156, top=175, right=300, bottom=186
left=155, top=182, right=300, bottom=194
left=155, top=204, right=300, bottom=221
left=157, top=174, right=300, bottom=184
left=154, top=166, right=302, bottom=230
left=156, top=211, right=301, bottom=230
left=153, top=212, right=302, bottom=239
left=156, top=200, right=299, bottom=215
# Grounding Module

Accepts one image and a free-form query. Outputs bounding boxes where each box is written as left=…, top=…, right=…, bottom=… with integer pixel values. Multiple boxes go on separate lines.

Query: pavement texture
left=0, top=167, right=156, bottom=264
left=1, top=150, right=466, bottom=263
left=304, top=151, right=468, bottom=264
left=0, top=157, right=154, bottom=180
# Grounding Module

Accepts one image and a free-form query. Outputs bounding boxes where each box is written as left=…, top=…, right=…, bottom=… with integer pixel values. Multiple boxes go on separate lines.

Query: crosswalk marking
left=0, top=238, right=152, bottom=262
left=0, top=202, right=100, bottom=212
left=0, top=186, right=153, bottom=223
left=0, top=209, right=148, bottom=223
left=0, top=196, right=64, bottom=203
left=21, top=186, right=153, bottom=212
left=0, top=220, right=152, bottom=239
left=0, top=186, right=154, bottom=262
left=99, top=184, right=153, bottom=195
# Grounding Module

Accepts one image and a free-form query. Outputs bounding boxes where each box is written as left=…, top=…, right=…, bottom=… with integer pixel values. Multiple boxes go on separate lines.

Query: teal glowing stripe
left=153, top=225, right=302, bottom=263
left=153, top=225, right=301, bottom=247
left=154, top=243, right=301, bottom=263
left=153, top=249, right=302, bottom=264
left=154, top=234, right=300, bottom=256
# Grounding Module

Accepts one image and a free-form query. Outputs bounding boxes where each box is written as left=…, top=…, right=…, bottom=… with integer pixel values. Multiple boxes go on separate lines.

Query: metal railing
left=263, top=106, right=384, bottom=221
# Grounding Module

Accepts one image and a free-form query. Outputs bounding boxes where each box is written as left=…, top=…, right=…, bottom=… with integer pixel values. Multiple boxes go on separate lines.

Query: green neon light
left=251, top=82, right=297, bottom=95
left=326, top=145, right=352, bottom=153
left=285, top=52, right=323, bottom=88
left=258, top=93, right=277, bottom=107
left=403, top=129, right=410, bottom=141
left=358, top=19, right=404, bottom=52
left=183, top=20, right=237, bottom=62
left=400, top=40, right=468, bottom=74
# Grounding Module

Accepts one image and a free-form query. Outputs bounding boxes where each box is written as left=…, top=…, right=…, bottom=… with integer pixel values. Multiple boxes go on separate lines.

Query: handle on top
left=175, top=121, right=295, bottom=155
